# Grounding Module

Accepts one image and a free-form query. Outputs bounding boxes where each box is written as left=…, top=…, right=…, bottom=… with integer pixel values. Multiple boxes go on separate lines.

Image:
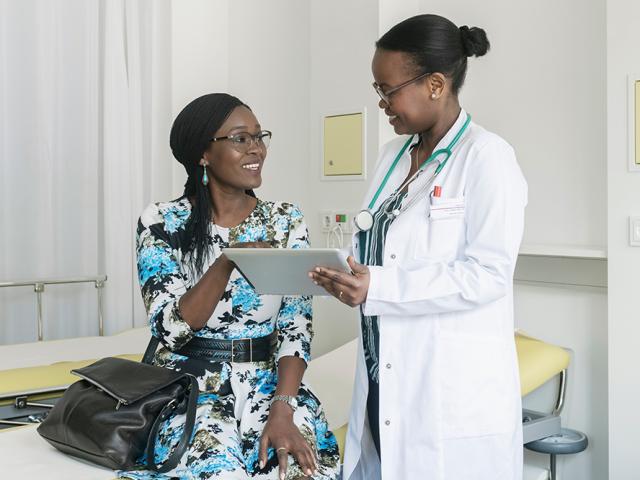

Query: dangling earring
left=201, top=162, right=209, bottom=186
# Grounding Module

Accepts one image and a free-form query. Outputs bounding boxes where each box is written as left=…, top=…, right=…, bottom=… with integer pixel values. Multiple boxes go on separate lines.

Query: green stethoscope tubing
left=366, top=112, right=472, bottom=211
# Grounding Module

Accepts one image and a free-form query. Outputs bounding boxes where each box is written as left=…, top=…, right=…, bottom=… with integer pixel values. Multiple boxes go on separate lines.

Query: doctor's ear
left=427, top=73, right=447, bottom=99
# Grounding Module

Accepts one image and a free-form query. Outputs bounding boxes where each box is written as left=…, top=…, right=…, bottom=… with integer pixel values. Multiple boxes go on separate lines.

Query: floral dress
left=118, top=197, right=340, bottom=480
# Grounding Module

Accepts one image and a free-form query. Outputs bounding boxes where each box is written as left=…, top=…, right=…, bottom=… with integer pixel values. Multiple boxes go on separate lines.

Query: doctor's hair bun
left=459, top=26, right=490, bottom=57
left=377, top=14, right=490, bottom=95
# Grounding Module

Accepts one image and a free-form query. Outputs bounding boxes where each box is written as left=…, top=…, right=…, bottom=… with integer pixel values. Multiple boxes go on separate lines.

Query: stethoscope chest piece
left=354, top=210, right=374, bottom=232
left=355, top=113, right=471, bottom=234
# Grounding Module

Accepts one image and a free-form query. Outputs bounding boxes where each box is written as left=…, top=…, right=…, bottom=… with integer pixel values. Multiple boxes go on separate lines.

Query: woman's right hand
left=258, top=403, right=317, bottom=479
left=222, top=241, right=273, bottom=268
left=178, top=242, right=271, bottom=329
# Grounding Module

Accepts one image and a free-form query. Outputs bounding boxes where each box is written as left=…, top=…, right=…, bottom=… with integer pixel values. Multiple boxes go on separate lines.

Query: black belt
left=175, top=331, right=278, bottom=363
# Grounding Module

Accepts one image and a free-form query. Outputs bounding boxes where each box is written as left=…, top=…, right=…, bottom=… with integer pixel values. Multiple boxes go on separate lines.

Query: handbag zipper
left=73, top=372, right=129, bottom=409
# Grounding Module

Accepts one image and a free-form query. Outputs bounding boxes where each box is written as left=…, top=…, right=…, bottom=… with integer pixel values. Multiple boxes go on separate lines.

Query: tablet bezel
left=222, top=248, right=351, bottom=296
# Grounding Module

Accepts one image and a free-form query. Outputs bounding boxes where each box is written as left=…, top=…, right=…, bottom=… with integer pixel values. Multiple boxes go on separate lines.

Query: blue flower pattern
left=121, top=198, right=339, bottom=479
left=231, top=277, right=263, bottom=314
left=161, top=203, right=191, bottom=234
left=137, top=245, right=179, bottom=286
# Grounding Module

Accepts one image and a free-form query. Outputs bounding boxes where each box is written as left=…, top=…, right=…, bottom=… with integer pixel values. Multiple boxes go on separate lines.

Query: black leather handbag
left=37, top=344, right=198, bottom=473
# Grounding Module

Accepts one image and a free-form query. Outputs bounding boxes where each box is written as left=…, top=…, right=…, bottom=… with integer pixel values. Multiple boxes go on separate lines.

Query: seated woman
left=119, top=94, right=340, bottom=480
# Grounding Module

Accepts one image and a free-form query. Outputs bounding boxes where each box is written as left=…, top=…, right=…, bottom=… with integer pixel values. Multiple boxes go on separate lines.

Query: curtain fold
left=0, top=0, right=172, bottom=344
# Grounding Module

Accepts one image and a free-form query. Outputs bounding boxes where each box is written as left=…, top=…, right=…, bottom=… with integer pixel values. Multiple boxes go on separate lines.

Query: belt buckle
left=231, top=339, right=236, bottom=363
left=230, top=338, right=253, bottom=363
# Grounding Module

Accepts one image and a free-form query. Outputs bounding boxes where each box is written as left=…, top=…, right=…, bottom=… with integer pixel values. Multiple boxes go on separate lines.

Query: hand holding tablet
left=222, top=248, right=352, bottom=296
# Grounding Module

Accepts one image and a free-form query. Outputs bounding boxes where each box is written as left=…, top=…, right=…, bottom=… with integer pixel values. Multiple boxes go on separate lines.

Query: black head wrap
left=170, top=93, right=247, bottom=196
left=169, top=93, right=249, bottom=275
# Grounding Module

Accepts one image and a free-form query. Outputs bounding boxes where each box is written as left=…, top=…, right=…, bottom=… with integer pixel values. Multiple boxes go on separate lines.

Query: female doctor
left=310, top=14, right=527, bottom=480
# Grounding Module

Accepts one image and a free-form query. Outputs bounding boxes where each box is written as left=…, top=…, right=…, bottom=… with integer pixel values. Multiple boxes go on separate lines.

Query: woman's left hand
left=259, top=402, right=317, bottom=478
left=309, top=256, right=370, bottom=307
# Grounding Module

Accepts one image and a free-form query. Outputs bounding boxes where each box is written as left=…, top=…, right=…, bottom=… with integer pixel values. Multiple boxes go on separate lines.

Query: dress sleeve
left=275, top=205, right=313, bottom=364
left=136, top=216, right=194, bottom=350
left=363, top=139, right=528, bottom=317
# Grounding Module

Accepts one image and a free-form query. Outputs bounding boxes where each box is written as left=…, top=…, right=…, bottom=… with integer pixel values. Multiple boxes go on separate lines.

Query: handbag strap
left=145, top=375, right=199, bottom=473
left=141, top=336, right=160, bottom=365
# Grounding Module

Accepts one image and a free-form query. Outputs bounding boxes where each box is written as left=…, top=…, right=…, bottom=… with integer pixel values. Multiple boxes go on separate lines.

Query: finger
left=302, top=445, right=317, bottom=475
left=309, top=272, right=355, bottom=305
left=305, top=439, right=318, bottom=468
left=258, top=433, right=269, bottom=470
left=316, top=277, right=349, bottom=303
left=277, top=448, right=288, bottom=480
left=315, top=275, right=352, bottom=304
left=307, top=446, right=318, bottom=476
left=309, top=272, right=335, bottom=292
left=293, top=447, right=314, bottom=477
left=347, top=255, right=368, bottom=275
left=307, top=442, right=318, bottom=469
left=313, top=267, right=359, bottom=289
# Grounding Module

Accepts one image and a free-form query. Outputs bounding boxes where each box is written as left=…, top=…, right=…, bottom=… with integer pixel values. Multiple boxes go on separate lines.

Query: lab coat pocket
left=429, top=196, right=465, bottom=220
left=413, top=197, right=465, bottom=261
left=439, top=335, right=516, bottom=439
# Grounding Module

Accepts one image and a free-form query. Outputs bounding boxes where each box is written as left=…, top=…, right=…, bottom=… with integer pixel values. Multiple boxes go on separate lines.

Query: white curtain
left=0, top=0, right=173, bottom=344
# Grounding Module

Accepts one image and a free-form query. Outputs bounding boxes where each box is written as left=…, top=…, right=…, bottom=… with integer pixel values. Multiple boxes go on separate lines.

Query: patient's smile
left=242, top=162, right=260, bottom=171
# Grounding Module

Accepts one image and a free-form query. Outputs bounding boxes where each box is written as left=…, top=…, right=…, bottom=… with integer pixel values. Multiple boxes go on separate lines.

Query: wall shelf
left=515, top=244, right=607, bottom=288
left=519, top=244, right=607, bottom=260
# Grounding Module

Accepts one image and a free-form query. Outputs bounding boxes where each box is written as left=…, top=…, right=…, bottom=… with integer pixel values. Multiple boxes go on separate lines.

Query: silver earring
left=431, top=92, right=436, bottom=99
left=201, top=164, right=209, bottom=186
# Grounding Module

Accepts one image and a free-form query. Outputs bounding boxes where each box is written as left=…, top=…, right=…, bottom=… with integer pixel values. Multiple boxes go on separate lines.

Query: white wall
left=227, top=0, right=310, bottom=210
left=606, top=1, right=640, bottom=479
left=170, top=0, right=229, bottom=197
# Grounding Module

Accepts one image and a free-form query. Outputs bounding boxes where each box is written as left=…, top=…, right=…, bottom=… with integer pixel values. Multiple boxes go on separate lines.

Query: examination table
left=0, top=330, right=578, bottom=479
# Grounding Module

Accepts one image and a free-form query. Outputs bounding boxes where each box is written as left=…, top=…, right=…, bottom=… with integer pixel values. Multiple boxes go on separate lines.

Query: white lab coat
left=343, top=110, right=527, bottom=480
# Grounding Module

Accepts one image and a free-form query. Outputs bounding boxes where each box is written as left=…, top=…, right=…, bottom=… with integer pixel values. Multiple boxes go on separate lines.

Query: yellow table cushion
left=0, top=353, right=142, bottom=405
left=516, top=333, right=570, bottom=396
left=333, top=423, right=347, bottom=463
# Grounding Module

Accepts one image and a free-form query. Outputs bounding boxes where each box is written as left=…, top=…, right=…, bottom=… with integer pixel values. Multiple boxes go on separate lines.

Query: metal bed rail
left=0, top=275, right=107, bottom=341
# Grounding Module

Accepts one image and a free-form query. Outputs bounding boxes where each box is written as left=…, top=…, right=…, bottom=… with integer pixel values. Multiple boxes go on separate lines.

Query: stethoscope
left=354, top=113, right=471, bottom=232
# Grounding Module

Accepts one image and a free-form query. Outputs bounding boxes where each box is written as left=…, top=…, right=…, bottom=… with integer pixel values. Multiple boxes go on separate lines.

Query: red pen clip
left=433, top=185, right=442, bottom=198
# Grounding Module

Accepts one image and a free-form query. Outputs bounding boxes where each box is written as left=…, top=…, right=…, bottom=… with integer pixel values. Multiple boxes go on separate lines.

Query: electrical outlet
left=332, top=210, right=358, bottom=234
left=319, top=211, right=334, bottom=232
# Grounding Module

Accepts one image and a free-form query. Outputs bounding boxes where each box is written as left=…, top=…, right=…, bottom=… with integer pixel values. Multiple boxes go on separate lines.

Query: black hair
left=169, top=93, right=254, bottom=276
left=376, top=14, right=490, bottom=95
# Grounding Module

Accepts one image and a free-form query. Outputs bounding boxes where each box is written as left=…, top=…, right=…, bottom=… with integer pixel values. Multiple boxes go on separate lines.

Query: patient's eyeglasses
left=210, top=130, right=272, bottom=153
left=373, top=71, right=431, bottom=105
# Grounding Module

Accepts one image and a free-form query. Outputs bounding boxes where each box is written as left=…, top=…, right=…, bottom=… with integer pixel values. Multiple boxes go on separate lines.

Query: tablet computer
left=222, top=248, right=351, bottom=296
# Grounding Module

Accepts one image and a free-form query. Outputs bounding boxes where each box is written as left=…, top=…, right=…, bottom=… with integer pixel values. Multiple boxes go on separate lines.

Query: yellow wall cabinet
left=321, top=109, right=366, bottom=180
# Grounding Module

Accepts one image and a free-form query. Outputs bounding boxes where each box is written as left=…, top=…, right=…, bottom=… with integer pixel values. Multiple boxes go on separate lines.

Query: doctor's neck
left=419, top=98, right=461, bottom=153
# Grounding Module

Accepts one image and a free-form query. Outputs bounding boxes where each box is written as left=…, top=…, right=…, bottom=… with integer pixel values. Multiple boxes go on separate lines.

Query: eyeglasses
left=372, top=71, right=431, bottom=105
left=210, top=130, right=272, bottom=153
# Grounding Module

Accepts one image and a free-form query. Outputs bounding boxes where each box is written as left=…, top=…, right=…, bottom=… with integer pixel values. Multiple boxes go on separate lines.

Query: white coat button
left=390, top=254, right=396, bottom=259
left=386, top=363, right=392, bottom=369
left=385, top=420, right=391, bottom=426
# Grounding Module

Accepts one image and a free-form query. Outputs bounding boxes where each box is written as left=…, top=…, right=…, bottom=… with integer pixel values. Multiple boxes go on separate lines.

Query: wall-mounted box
left=321, top=109, right=366, bottom=180
left=628, top=75, right=640, bottom=172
